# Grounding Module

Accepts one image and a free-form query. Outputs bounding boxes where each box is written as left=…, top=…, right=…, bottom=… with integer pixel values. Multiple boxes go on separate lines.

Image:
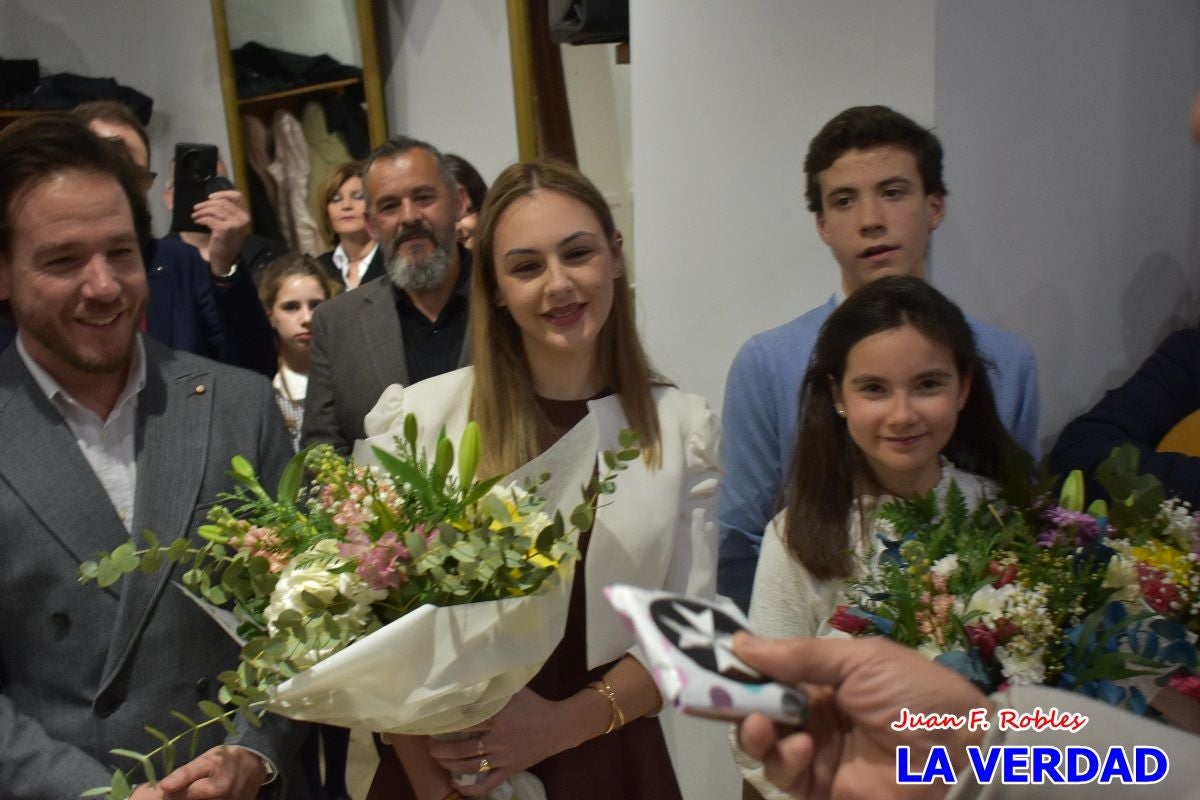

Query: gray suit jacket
left=0, top=339, right=307, bottom=798
left=302, top=274, right=469, bottom=455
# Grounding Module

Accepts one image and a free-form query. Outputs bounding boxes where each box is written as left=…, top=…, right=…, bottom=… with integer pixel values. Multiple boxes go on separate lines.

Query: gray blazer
left=302, top=274, right=469, bottom=455
left=0, top=339, right=307, bottom=798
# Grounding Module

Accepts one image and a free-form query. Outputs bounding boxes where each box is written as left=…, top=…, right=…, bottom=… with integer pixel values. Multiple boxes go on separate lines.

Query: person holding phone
left=164, top=148, right=287, bottom=287
left=73, top=101, right=277, bottom=377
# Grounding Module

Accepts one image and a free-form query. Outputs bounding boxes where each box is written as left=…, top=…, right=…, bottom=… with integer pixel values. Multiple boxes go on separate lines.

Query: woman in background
left=316, top=160, right=381, bottom=288
left=362, top=159, right=719, bottom=800
left=258, top=254, right=341, bottom=451
left=446, top=153, right=487, bottom=251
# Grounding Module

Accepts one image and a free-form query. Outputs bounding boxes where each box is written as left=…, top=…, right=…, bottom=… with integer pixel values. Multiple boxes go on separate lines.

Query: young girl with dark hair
left=749, top=275, right=1029, bottom=640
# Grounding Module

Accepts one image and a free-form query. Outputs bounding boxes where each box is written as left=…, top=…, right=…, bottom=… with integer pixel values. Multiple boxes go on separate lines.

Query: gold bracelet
left=589, top=677, right=625, bottom=735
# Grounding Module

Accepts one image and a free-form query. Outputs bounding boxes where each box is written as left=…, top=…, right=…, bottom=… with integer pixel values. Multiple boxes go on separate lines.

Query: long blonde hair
left=469, top=160, right=664, bottom=474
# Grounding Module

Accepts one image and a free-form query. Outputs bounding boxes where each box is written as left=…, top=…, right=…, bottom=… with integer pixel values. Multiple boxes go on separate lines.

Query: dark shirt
left=393, top=249, right=471, bottom=385
left=148, top=236, right=277, bottom=377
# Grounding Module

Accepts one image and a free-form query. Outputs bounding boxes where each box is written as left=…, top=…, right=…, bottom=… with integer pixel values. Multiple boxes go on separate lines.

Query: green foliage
left=78, top=419, right=642, bottom=798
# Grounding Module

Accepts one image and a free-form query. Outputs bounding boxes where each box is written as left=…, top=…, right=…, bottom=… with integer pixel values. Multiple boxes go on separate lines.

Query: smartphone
left=171, top=143, right=219, bottom=233
left=604, top=584, right=809, bottom=726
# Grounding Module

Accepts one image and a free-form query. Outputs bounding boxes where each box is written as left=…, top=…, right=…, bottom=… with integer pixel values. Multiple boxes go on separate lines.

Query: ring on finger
left=479, top=756, right=491, bottom=774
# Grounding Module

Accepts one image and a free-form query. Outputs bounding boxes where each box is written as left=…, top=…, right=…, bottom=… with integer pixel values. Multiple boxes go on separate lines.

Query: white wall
left=631, top=4, right=936, bottom=797
left=226, top=0, right=361, bottom=67
left=632, top=0, right=937, bottom=413
left=933, top=0, right=1200, bottom=456
left=1, top=0, right=231, bottom=236
left=380, top=0, right=519, bottom=186
left=563, top=44, right=635, bottom=273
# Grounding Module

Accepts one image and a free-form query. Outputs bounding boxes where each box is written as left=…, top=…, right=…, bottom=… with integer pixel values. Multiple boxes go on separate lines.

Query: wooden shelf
left=237, top=76, right=362, bottom=108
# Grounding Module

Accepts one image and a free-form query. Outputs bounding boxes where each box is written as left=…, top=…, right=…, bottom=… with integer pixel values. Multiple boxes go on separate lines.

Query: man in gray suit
left=303, top=135, right=471, bottom=454
left=0, top=115, right=305, bottom=797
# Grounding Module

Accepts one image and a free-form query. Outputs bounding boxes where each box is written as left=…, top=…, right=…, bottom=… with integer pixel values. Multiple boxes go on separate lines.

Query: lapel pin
left=194, top=384, right=207, bottom=395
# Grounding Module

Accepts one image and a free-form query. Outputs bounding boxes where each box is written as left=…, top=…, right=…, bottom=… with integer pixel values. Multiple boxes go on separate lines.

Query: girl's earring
left=835, top=406, right=847, bottom=418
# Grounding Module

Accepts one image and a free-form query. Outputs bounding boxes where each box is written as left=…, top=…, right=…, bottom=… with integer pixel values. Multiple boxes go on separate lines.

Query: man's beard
left=385, top=221, right=455, bottom=291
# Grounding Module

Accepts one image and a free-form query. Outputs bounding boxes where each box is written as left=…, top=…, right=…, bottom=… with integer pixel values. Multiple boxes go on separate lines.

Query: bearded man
left=302, top=136, right=471, bottom=455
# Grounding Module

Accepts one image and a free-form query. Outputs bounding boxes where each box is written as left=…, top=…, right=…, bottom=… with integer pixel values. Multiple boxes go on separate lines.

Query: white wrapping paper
left=268, top=411, right=601, bottom=733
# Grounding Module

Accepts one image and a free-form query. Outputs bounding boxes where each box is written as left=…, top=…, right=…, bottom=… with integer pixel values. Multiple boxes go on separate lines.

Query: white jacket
left=354, top=367, right=721, bottom=668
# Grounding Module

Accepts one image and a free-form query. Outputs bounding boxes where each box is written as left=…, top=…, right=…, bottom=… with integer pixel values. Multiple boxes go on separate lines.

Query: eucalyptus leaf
left=167, top=537, right=192, bottom=561
left=109, top=768, right=132, bottom=799
left=110, top=748, right=156, bottom=783
left=571, top=505, right=593, bottom=531
left=139, top=548, right=163, bottom=574
left=96, top=558, right=121, bottom=588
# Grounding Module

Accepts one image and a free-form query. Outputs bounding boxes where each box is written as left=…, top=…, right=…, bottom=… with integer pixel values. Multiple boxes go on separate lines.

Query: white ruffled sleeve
left=350, top=383, right=409, bottom=466
left=662, top=393, right=722, bottom=600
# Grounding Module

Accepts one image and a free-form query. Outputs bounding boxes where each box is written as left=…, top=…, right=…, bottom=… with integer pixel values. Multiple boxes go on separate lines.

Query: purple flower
left=1038, top=507, right=1103, bottom=547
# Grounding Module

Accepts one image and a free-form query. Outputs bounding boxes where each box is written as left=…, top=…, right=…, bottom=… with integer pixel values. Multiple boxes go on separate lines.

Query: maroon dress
left=369, top=395, right=683, bottom=799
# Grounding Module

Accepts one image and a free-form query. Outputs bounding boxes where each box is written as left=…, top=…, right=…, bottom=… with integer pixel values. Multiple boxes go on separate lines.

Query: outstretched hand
left=735, top=633, right=990, bottom=800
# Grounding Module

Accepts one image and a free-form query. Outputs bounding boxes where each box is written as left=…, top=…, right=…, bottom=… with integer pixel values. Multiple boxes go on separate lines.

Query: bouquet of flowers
left=829, top=445, right=1198, bottom=714
left=79, top=412, right=636, bottom=799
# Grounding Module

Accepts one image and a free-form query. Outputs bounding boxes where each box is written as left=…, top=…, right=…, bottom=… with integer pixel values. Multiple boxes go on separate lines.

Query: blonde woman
left=359, top=160, right=720, bottom=800
left=316, top=161, right=381, bottom=288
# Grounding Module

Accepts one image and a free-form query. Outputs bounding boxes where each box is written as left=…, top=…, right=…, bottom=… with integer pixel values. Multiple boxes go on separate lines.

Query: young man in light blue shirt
left=719, top=106, right=1039, bottom=611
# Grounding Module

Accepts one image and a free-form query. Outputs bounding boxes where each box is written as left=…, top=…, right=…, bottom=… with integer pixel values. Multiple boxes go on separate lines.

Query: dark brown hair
left=0, top=113, right=152, bottom=262
left=783, top=276, right=1028, bottom=580
left=803, top=105, right=947, bottom=214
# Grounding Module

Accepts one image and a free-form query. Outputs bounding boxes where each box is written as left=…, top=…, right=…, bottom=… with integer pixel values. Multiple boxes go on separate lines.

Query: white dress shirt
left=16, top=334, right=147, bottom=531
left=332, top=241, right=379, bottom=287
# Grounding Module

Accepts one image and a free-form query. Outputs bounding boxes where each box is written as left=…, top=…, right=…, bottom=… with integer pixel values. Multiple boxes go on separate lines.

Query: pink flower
left=829, top=605, right=870, bottom=635
left=341, top=530, right=410, bottom=591
left=333, top=499, right=373, bottom=527
left=1168, top=672, right=1200, bottom=701
left=337, top=529, right=373, bottom=560
left=239, top=526, right=288, bottom=573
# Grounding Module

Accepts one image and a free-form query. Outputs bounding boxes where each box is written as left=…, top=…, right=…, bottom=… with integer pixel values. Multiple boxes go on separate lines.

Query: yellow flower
left=1131, top=542, right=1193, bottom=582
left=525, top=549, right=558, bottom=569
